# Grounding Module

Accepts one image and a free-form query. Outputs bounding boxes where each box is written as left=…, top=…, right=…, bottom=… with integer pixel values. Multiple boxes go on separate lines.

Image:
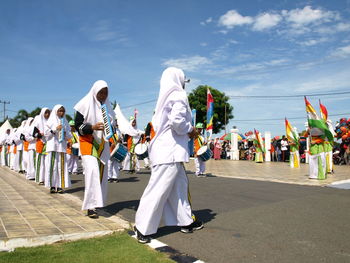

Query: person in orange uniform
left=193, top=123, right=206, bottom=177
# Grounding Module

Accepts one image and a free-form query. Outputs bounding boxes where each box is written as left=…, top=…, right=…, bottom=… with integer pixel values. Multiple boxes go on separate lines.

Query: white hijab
left=16, top=120, right=27, bottom=135
left=23, top=117, right=34, bottom=136
left=33, top=107, right=49, bottom=133
left=46, top=104, right=70, bottom=132
left=74, top=80, right=115, bottom=143
left=152, top=67, right=191, bottom=132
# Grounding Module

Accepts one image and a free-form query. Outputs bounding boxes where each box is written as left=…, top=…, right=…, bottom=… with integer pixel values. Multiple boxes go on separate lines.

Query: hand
left=188, top=127, right=199, bottom=139
left=56, top=124, right=62, bottom=131
left=92, top=122, right=104, bottom=131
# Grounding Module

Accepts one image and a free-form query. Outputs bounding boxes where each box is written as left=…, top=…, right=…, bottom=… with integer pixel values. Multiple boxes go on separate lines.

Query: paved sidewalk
left=185, top=159, right=350, bottom=186
left=0, top=166, right=129, bottom=251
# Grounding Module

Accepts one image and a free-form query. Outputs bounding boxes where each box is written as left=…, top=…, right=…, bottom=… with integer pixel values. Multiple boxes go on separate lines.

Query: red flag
left=319, top=100, right=328, bottom=121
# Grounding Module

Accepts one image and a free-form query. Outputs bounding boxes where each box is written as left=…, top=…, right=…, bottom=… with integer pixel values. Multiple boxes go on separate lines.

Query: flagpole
left=224, top=104, right=227, bottom=135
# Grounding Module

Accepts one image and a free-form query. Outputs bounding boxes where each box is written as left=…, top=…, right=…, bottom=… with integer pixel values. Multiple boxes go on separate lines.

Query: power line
left=233, top=112, right=350, bottom=122
left=228, top=91, right=350, bottom=99
left=118, top=90, right=350, bottom=109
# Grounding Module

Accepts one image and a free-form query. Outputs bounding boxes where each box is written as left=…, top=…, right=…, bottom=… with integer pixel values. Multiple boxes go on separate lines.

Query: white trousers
left=81, top=155, right=108, bottom=210
left=135, top=162, right=193, bottom=236
left=194, top=157, right=206, bottom=175
left=23, top=150, right=29, bottom=172
left=0, top=147, right=7, bottom=166
left=45, top=151, right=71, bottom=188
left=14, top=150, right=23, bottom=172
left=10, top=153, right=16, bottom=170
left=123, top=153, right=140, bottom=171
left=67, top=154, right=79, bottom=173
left=108, top=159, right=120, bottom=179
left=35, top=153, right=46, bottom=183
left=25, top=150, right=36, bottom=180
left=309, top=153, right=326, bottom=179
left=289, top=151, right=300, bottom=168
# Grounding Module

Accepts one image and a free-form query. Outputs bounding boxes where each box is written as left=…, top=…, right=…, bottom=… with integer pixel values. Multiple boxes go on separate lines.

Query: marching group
left=0, top=67, right=203, bottom=244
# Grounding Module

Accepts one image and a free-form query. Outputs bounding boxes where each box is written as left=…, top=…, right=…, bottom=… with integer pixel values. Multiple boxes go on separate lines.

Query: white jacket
left=149, top=96, right=192, bottom=166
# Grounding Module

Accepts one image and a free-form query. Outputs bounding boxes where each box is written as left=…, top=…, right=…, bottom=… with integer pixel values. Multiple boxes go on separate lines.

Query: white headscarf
left=74, top=80, right=115, bottom=143
left=46, top=104, right=70, bottom=132
left=16, top=120, right=27, bottom=135
left=33, top=107, right=49, bottom=133
left=152, top=67, right=191, bottom=132
left=23, top=117, right=34, bottom=136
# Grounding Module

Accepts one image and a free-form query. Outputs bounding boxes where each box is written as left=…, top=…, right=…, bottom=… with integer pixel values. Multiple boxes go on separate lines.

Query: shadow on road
left=103, top=199, right=139, bottom=217
left=65, top=186, right=85, bottom=194
left=153, top=208, right=217, bottom=238
left=118, top=176, right=140, bottom=183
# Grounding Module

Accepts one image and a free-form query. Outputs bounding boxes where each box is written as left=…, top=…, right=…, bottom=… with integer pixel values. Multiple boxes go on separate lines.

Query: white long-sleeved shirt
left=44, top=124, right=72, bottom=153
left=149, top=96, right=192, bottom=166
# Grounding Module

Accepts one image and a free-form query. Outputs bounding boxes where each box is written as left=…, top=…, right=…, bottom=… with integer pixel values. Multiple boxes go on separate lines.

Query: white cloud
left=336, top=22, right=350, bottom=31
left=162, top=55, right=211, bottom=72
left=330, top=45, right=350, bottom=58
left=200, top=17, right=213, bottom=26
left=200, top=42, right=208, bottom=47
left=80, top=20, right=129, bottom=43
left=252, top=13, right=282, bottom=31
left=283, top=6, right=339, bottom=27
left=218, top=10, right=253, bottom=29
left=298, top=37, right=329, bottom=46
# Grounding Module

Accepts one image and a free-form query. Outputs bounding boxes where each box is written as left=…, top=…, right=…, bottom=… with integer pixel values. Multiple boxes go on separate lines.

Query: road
left=68, top=161, right=350, bottom=263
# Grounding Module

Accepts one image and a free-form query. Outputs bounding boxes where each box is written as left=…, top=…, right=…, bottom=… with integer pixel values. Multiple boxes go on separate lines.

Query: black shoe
left=50, top=187, right=56, bottom=194
left=87, top=209, right=99, bottom=219
left=134, top=226, right=150, bottom=244
left=114, top=179, right=119, bottom=183
left=180, top=220, right=204, bottom=233
left=108, top=179, right=113, bottom=183
left=57, top=188, right=64, bottom=194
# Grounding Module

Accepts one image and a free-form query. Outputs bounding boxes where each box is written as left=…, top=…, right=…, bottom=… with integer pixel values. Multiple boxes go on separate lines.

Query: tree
left=188, top=85, right=234, bottom=134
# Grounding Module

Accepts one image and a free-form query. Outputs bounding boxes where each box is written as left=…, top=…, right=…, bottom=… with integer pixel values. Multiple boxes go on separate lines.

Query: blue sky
left=1, top=0, right=350, bottom=137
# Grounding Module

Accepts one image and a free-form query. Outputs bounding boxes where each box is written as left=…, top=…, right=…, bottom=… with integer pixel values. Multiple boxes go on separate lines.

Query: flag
left=304, top=96, right=333, bottom=142
left=188, top=109, right=196, bottom=156
left=206, top=88, right=214, bottom=140
left=319, top=100, right=328, bottom=121
left=285, top=118, right=299, bottom=146
left=254, top=129, right=265, bottom=153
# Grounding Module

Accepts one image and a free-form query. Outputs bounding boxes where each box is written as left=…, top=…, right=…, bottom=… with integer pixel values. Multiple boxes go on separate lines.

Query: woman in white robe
left=74, top=80, right=115, bottom=218
left=44, top=105, right=72, bottom=193
left=134, top=67, right=203, bottom=243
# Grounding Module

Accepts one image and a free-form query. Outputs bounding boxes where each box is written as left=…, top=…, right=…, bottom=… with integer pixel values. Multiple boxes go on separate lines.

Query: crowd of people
left=0, top=67, right=203, bottom=244
left=0, top=65, right=349, bottom=243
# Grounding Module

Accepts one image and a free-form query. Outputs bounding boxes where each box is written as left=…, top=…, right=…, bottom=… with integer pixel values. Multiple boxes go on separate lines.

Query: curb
left=128, top=230, right=205, bottom=263
left=0, top=230, right=114, bottom=252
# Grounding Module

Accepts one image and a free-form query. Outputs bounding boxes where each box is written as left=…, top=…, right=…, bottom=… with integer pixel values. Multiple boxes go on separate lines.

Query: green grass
left=0, top=231, right=174, bottom=263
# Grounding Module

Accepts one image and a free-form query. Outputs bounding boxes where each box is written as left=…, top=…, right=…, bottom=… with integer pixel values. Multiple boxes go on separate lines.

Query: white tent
left=0, top=119, right=13, bottom=134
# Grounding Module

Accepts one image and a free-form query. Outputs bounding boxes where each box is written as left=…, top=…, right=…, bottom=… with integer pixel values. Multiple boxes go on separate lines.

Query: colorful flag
left=188, top=109, right=196, bottom=156
left=254, top=129, right=265, bottom=153
left=285, top=118, right=299, bottom=146
left=304, top=96, right=333, bottom=142
left=319, top=99, right=328, bottom=121
left=206, top=88, right=214, bottom=140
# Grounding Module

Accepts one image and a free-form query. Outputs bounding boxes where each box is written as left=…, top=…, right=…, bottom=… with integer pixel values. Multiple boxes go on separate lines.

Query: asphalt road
left=68, top=168, right=350, bottom=263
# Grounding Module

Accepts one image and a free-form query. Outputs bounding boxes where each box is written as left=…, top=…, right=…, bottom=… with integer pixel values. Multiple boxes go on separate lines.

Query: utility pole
left=0, top=100, right=10, bottom=122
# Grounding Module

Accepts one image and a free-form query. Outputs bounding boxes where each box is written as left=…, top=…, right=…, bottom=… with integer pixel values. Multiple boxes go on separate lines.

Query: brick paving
left=0, top=166, right=128, bottom=250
